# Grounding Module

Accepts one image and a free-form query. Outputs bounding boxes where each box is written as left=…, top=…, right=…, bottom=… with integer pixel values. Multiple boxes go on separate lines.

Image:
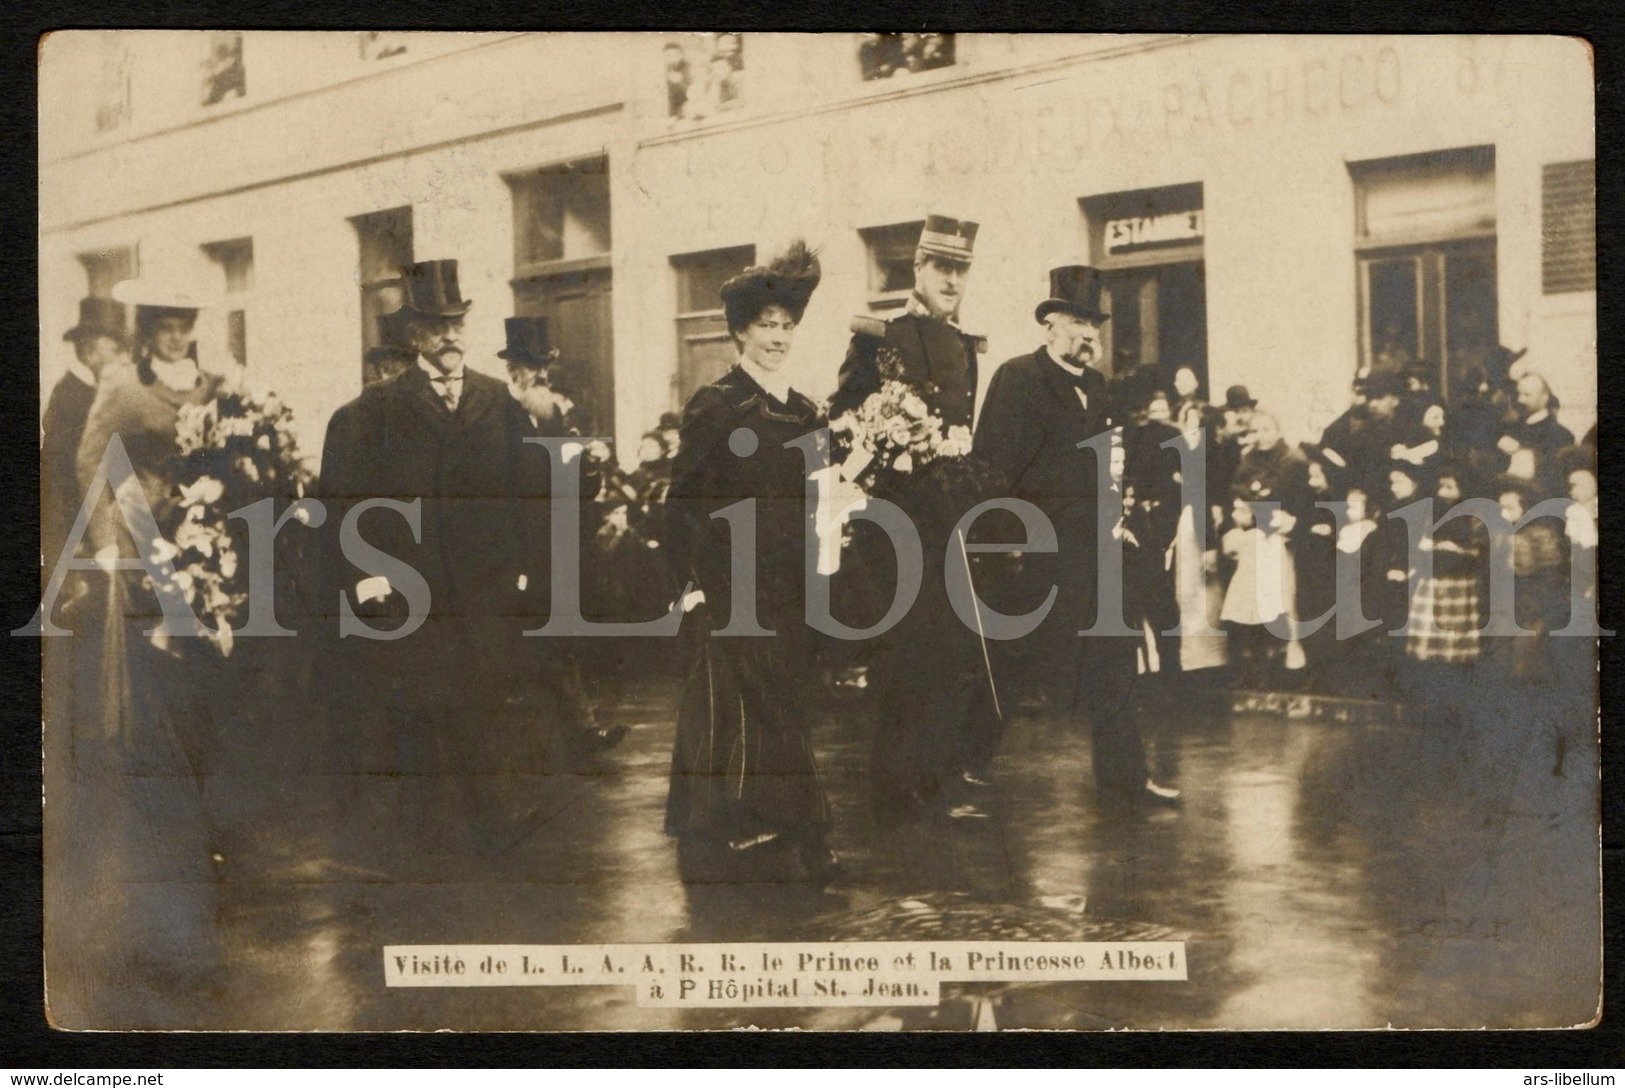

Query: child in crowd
left=1221, top=498, right=1293, bottom=689
left=1403, top=465, right=1487, bottom=721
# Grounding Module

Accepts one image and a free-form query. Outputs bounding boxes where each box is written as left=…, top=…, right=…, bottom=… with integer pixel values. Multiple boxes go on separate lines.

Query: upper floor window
left=858, top=34, right=956, bottom=81
left=202, top=32, right=246, bottom=107
left=662, top=33, right=744, bottom=125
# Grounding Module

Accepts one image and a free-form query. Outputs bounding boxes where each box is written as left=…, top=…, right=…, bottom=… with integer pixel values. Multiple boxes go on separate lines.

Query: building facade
left=40, top=32, right=1596, bottom=460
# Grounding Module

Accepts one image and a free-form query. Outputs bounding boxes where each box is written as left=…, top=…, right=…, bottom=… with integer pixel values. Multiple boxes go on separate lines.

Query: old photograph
left=33, top=32, right=1600, bottom=1031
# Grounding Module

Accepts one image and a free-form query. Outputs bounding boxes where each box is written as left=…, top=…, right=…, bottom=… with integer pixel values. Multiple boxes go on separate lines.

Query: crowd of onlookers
left=1108, top=349, right=1598, bottom=705
left=568, top=348, right=1598, bottom=710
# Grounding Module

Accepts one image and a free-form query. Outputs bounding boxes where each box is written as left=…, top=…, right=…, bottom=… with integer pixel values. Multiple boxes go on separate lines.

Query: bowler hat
left=1223, top=385, right=1257, bottom=411
left=63, top=297, right=128, bottom=344
left=399, top=260, right=473, bottom=318
left=1035, top=265, right=1110, bottom=324
left=916, top=214, right=978, bottom=265
left=1361, top=372, right=1406, bottom=400
left=497, top=316, right=559, bottom=368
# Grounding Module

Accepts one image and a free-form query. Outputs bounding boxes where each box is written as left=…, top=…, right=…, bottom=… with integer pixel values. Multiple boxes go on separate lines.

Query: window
left=509, top=158, right=612, bottom=277
left=858, top=34, right=956, bottom=81
left=673, top=245, right=755, bottom=406
left=77, top=246, right=137, bottom=301
left=350, top=206, right=414, bottom=376
left=860, top=221, right=924, bottom=312
left=1542, top=159, right=1595, bottom=295
left=1351, top=146, right=1497, bottom=399
left=359, top=32, right=409, bottom=62
left=202, top=32, right=246, bottom=107
left=202, top=238, right=253, bottom=367
left=1080, top=184, right=1208, bottom=389
left=509, top=158, right=616, bottom=434
left=662, top=33, right=744, bottom=123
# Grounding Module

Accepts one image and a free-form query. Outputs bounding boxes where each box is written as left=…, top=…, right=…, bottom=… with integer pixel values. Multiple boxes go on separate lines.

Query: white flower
left=236, top=456, right=261, bottom=483
left=179, top=476, right=225, bottom=507
left=174, top=519, right=214, bottom=557
left=218, top=547, right=239, bottom=579
left=586, top=440, right=612, bottom=463
left=148, top=537, right=181, bottom=565
left=255, top=434, right=272, bottom=451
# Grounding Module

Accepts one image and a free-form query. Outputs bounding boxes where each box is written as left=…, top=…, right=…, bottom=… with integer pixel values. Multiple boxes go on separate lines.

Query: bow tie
left=429, top=370, right=464, bottom=410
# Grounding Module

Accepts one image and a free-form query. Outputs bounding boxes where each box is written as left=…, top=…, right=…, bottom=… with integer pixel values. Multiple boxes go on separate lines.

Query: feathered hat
left=719, top=240, right=822, bottom=333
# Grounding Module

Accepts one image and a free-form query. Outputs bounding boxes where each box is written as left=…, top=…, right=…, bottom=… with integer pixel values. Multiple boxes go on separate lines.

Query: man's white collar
left=419, top=356, right=464, bottom=381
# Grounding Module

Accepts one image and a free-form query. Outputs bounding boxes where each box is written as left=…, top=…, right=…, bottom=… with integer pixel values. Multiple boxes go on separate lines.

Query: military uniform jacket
left=318, top=363, right=527, bottom=621
left=829, top=309, right=985, bottom=429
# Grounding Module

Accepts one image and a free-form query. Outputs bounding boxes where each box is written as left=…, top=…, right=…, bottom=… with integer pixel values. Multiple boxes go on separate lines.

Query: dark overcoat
left=319, top=364, right=527, bottom=623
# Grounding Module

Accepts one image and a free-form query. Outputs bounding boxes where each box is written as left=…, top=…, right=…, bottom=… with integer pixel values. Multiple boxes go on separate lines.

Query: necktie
left=432, top=372, right=462, bottom=411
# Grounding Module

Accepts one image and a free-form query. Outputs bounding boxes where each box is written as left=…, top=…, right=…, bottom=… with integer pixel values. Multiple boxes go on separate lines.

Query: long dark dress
left=664, top=367, right=830, bottom=854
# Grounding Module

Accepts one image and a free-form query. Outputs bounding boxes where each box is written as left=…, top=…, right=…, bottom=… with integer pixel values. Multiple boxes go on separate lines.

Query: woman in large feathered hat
left=663, top=241, right=842, bottom=885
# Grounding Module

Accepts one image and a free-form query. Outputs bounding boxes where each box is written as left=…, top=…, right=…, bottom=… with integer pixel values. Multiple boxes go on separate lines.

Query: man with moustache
left=967, top=266, right=1180, bottom=814
left=830, top=215, right=992, bottom=820
left=319, top=260, right=530, bottom=860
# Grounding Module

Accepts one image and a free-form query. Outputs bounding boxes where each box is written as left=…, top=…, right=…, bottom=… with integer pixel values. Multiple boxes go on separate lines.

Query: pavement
left=42, top=654, right=1601, bottom=1032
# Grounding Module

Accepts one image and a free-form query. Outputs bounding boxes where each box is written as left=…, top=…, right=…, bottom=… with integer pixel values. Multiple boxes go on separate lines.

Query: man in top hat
left=318, top=259, right=532, bottom=859
left=828, top=216, right=992, bottom=819
left=499, top=315, right=626, bottom=761
left=968, top=265, right=1180, bottom=814
left=1319, top=371, right=1406, bottom=498
left=44, top=297, right=130, bottom=569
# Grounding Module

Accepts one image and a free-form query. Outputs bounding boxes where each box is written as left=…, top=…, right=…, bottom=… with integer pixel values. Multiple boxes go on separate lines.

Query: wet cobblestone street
left=46, top=662, right=1601, bottom=1032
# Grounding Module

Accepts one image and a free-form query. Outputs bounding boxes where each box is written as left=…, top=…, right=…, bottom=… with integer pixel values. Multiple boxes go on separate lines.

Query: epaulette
left=849, top=314, right=889, bottom=338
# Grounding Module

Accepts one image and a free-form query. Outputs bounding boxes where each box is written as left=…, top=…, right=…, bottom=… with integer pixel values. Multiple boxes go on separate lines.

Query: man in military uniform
left=829, top=214, right=985, bottom=427
left=830, top=215, right=993, bottom=820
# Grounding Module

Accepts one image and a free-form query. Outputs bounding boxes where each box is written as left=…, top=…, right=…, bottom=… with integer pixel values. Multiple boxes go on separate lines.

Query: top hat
left=916, top=214, right=979, bottom=265
left=497, top=316, right=559, bottom=368
left=1223, top=384, right=1257, bottom=411
left=1035, top=265, right=1110, bottom=324
left=399, top=260, right=473, bottom=318
left=63, top=297, right=128, bottom=344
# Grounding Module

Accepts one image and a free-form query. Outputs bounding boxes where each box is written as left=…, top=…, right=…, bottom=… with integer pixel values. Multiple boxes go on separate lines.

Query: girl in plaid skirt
left=1405, top=466, right=1488, bottom=667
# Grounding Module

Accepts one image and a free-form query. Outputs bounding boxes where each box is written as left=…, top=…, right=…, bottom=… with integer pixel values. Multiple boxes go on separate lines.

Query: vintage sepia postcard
left=34, top=31, right=1600, bottom=1031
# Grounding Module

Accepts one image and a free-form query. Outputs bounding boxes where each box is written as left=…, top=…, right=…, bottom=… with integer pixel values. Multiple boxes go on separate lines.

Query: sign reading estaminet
left=384, top=942, right=1187, bottom=1007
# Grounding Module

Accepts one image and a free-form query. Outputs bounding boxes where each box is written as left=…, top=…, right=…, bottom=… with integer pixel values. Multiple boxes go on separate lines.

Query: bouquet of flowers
left=158, top=385, right=316, bottom=656
left=828, top=375, right=973, bottom=492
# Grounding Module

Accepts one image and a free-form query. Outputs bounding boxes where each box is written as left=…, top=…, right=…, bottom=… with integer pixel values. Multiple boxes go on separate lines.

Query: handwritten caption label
left=382, top=941, right=1187, bottom=1007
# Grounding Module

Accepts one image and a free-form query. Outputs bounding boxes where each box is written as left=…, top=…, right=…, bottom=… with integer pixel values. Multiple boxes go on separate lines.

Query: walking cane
left=957, top=528, right=1002, bottom=722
